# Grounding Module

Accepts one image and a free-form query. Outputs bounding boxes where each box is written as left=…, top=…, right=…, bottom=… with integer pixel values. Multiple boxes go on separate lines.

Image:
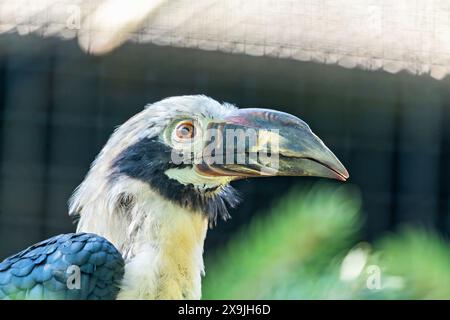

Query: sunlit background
left=1, top=8, right=450, bottom=298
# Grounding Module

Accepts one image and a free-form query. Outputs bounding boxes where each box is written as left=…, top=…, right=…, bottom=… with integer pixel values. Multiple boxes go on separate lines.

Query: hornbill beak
left=196, top=108, right=349, bottom=181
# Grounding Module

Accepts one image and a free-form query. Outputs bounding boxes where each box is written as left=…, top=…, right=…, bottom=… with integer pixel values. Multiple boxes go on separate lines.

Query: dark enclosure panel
left=0, top=35, right=448, bottom=258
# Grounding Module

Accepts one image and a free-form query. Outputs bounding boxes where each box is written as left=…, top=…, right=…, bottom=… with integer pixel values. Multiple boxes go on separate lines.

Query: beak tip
left=336, top=167, right=349, bottom=181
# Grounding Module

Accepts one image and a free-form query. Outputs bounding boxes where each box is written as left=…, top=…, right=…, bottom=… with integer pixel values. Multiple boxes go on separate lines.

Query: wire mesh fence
left=0, top=34, right=448, bottom=258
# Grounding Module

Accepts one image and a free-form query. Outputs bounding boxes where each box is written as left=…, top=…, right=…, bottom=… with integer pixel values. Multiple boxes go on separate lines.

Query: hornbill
left=0, top=95, right=348, bottom=299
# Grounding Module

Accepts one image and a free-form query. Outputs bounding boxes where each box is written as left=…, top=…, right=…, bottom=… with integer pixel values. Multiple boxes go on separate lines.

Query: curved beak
left=196, top=108, right=349, bottom=181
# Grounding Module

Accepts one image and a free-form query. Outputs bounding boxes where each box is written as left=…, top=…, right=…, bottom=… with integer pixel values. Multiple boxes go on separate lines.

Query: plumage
left=0, top=95, right=348, bottom=299
left=0, top=233, right=124, bottom=300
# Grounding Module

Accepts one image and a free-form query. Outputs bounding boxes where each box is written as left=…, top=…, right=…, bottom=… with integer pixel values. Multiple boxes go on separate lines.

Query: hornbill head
left=70, top=95, right=348, bottom=226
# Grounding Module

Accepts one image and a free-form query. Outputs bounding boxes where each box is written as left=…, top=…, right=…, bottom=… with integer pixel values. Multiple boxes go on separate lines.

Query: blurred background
left=0, top=27, right=449, bottom=297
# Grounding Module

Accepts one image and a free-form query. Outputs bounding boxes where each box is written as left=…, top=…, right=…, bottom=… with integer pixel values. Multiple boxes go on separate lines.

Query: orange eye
left=175, top=121, right=195, bottom=139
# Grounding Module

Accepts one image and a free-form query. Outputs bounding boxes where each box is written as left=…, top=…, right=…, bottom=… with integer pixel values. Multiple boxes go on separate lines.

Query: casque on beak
left=196, top=108, right=349, bottom=181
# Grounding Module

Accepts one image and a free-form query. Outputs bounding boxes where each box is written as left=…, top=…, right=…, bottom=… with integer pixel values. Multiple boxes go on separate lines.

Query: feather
left=0, top=233, right=124, bottom=300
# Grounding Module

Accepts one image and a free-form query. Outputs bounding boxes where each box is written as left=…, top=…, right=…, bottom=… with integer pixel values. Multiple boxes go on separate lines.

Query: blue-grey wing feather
left=0, top=233, right=124, bottom=300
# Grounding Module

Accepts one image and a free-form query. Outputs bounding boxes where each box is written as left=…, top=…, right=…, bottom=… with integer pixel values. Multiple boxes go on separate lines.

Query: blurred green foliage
left=202, top=183, right=450, bottom=299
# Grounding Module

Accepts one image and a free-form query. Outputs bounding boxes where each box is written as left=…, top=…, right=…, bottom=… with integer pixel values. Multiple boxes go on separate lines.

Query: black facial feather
left=110, top=137, right=240, bottom=225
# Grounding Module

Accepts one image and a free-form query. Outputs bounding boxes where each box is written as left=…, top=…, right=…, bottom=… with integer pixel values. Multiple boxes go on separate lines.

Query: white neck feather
left=73, top=177, right=209, bottom=300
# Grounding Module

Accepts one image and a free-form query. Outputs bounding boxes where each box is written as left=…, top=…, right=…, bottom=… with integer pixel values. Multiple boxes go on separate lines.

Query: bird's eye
left=175, top=121, right=195, bottom=140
